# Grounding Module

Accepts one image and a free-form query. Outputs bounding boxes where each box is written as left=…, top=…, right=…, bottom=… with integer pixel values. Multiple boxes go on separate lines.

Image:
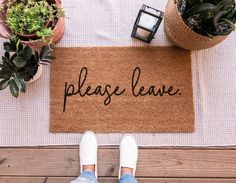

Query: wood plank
left=0, top=177, right=46, bottom=183
left=1, top=146, right=236, bottom=149
left=0, top=149, right=236, bottom=177
left=1, top=177, right=236, bottom=183
left=47, top=177, right=236, bottom=183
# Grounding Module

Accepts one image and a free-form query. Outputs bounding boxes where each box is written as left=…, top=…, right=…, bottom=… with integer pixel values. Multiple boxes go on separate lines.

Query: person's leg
left=118, top=135, right=138, bottom=183
left=119, top=173, right=138, bottom=183
left=70, top=131, right=99, bottom=183
left=71, top=170, right=98, bottom=183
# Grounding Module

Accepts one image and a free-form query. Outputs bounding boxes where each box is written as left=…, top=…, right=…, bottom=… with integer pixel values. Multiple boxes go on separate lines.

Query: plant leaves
left=9, top=79, right=19, bottom=97
left=17, top=41, right=24, bottom=53
left=13, top=73, right=26, bottom=93
left=46, top=55, right=55, bottom=60
left=213, top=10, right=227, bottom=28
left=217, top=0, right=234, bottom=8
left=0, top=69, right=12, bottom=79
left=3, top=42, right=17, bottom=52
left=183, top=0, right=236, bottom=37
left=3, top=42, right=11, bottom=52
left=10, top=53, right=17, bottom=62
left=2, top=56, right=9, bottom=63
left=4, top=52, right=10, bottom=60
left=177, top=0, right=187, bottom=15
left=40, top=46, right=52, bottom=60
left=21, top=46, right=32, bottom=61
left=3, top=58, right=16, bottom=72
left=0, top=78, right=10, bottom=90
left=187, top=0, right=202, bottom=7
left=34, top=51, right=39, bottom=62
left=185, top=3, right=216, bottom=18
left=216, top=19, right=235, bottom=33
left=13, top=56, right=27, bottom=68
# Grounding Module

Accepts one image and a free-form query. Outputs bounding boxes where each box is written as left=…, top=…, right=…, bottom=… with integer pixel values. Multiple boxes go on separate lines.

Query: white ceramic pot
left=27, top=64, right=43, bottom=83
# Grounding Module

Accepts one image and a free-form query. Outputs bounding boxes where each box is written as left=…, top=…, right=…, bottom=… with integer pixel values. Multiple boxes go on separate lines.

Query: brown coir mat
left=50, top=47, right=194, bottom=133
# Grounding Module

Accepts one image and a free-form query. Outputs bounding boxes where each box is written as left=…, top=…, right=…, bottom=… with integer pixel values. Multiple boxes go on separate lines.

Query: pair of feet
left=80, top=131, right=138, bottom=178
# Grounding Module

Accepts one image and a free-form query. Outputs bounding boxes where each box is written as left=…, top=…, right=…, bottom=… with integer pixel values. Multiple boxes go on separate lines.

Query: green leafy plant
left=176, top=0, right=236, bottom=37
left=0, top=40, right=53, bottom=97
left=5, top=0, right=64, bottom=42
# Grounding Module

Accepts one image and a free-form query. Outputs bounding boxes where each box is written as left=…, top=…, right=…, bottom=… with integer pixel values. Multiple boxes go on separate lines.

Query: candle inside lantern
left=135, top=28, right=150, bottom=41
left=138, top=12, right=158, bottom=30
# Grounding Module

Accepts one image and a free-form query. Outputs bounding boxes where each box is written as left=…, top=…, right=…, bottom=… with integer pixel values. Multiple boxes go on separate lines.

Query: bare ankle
left=121, top=167, right=133, bottom=176
left=83, top=165, right=95, bottom=172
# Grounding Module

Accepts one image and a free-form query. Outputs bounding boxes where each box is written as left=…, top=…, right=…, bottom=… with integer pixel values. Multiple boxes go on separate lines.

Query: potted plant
left=164, top=0, right=236, bottom=50
left=0, top=0, right=65, bottom=47
left=0, top=40, right=53, bottom=97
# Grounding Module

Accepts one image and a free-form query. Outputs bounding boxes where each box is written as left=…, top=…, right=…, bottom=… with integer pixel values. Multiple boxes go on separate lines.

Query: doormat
left=50, top=47, right=194, bottom=133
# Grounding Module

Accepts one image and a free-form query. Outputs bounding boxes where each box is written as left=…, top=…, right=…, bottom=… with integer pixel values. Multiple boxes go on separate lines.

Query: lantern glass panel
left=138, top=12, right=158, bottom=30
left=135, top=28, right=151, bottom=41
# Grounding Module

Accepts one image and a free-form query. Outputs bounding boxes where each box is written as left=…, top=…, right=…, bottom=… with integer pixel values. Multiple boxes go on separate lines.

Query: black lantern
left=131, top=4, right=164, bottom=43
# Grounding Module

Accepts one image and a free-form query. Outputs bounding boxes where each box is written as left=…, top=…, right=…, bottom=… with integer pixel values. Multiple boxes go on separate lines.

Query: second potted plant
left=0, top=40, right=53, bottom=97
left=0, top=0, right=65, bottom=47
left=164, top=0, right=236, bottom=50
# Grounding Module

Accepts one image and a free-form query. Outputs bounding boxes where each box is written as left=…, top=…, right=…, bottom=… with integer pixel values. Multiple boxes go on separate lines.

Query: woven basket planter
left=164, top=0, right=227, bottom=50
left=0, top=0, right=65, bottom=48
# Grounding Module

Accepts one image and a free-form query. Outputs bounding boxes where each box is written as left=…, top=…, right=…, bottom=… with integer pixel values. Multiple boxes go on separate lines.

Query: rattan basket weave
left=164, top=0, right=227, bottom=50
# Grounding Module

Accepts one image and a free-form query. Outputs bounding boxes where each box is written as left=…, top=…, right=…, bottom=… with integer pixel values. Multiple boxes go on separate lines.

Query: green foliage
left=176, top=0, right=236, bottom=37
left=0, top=40, right=53, bottom=97
left=5, top=0, right=64, bottom=42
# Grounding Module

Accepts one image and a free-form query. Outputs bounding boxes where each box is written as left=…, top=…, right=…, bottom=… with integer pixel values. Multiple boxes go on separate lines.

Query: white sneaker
left=119, top=135, right=138, bottom=179
left=80, top=131, right=98, bottom=178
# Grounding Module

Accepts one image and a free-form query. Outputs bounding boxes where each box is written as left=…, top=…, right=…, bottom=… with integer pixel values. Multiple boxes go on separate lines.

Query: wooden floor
left=1, top=146, right=236, bottom=183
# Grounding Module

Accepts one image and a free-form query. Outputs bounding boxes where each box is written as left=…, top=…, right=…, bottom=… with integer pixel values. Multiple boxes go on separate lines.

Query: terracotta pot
left=17, top=20, right=51, bottom=40
left=0, top=0, right=65, bottom=48
left=164, top=0, right=227, bottom=50
left=0, top=1, right=11, bottom=39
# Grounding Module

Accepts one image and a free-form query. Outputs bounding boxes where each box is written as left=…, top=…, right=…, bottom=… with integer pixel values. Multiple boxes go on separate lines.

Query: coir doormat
left=50, top=47, right=194, bottom=133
